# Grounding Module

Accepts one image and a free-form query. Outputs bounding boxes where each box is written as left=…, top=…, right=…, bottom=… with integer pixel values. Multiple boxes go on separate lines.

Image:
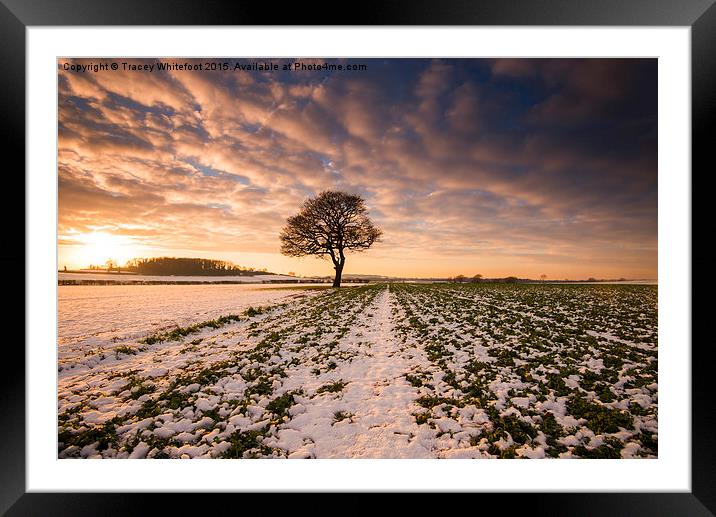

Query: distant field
left=58, top=271, right=298, bottom=284
left=58, top=283, right=657, bottom=459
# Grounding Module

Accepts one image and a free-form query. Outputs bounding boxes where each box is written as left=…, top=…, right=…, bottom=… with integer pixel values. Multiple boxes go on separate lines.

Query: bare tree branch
left=279, top=190, right=383, bottom=287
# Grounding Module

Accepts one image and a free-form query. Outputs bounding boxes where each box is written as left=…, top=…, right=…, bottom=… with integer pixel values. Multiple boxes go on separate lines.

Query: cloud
left=58, top=58, right=657, bottom=278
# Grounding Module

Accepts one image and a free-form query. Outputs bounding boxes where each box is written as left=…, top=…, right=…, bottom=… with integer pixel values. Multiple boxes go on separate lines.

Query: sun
left=77, top=231, right=136, bottom=267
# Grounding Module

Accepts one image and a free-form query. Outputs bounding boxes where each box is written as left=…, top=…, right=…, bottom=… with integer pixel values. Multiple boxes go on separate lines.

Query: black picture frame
left=3, top=0, right=710, bottom=514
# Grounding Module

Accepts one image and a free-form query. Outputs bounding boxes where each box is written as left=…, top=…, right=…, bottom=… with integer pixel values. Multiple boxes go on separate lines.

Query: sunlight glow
left=76, top=232, right=136, bottom=267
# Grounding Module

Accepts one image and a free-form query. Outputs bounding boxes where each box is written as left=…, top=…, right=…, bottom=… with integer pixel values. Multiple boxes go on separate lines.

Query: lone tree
left=279, top=190, right=382, bottom=288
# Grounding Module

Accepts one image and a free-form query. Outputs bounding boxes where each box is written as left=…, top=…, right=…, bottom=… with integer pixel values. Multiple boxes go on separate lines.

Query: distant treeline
left=445, top=274, right=630, bottom=283
left=447, top=274, right=520, bottom=283
left=124, top=257, right=271, bottom=276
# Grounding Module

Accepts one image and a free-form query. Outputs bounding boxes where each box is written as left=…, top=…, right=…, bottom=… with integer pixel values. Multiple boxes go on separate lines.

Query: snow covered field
left=59, top=283, right=324, bottom=354
left=58, top=283, right=657, bottom=459
left=58, top=272, right=299, bottom=283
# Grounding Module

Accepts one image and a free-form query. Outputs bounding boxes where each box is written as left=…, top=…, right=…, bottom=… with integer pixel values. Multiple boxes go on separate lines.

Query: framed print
left=5, top=0, right=711, bottom=514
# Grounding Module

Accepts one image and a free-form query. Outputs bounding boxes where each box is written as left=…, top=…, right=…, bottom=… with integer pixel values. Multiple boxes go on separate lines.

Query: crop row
left=390, top=283, right=657, bottom=458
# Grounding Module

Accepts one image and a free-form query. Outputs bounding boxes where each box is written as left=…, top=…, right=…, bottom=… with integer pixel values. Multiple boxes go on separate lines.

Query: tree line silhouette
left=123, top=257, right=270, bottom=276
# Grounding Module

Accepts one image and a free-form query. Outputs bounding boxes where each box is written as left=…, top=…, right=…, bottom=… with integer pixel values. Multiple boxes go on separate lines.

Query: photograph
left=56, top=57, right=658, bottom=460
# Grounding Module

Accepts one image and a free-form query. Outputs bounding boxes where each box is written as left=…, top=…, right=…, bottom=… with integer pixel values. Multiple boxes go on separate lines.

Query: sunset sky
left=58, top=58, right=657, bottom=279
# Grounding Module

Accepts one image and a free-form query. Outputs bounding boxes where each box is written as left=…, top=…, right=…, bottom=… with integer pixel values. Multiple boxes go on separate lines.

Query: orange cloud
left=58, top=58, right=657, bottom=279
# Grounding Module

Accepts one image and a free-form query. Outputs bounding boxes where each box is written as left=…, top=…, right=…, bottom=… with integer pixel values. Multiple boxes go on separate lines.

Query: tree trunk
left=332, top=263, right=343, bottom=288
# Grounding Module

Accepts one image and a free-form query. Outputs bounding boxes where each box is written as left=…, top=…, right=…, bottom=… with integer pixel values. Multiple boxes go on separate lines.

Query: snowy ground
left=58, top=272, right=299, bottom=283
left=58, top=284, right=323, bottom=358
left=58, top=283, right=657, bottom=459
